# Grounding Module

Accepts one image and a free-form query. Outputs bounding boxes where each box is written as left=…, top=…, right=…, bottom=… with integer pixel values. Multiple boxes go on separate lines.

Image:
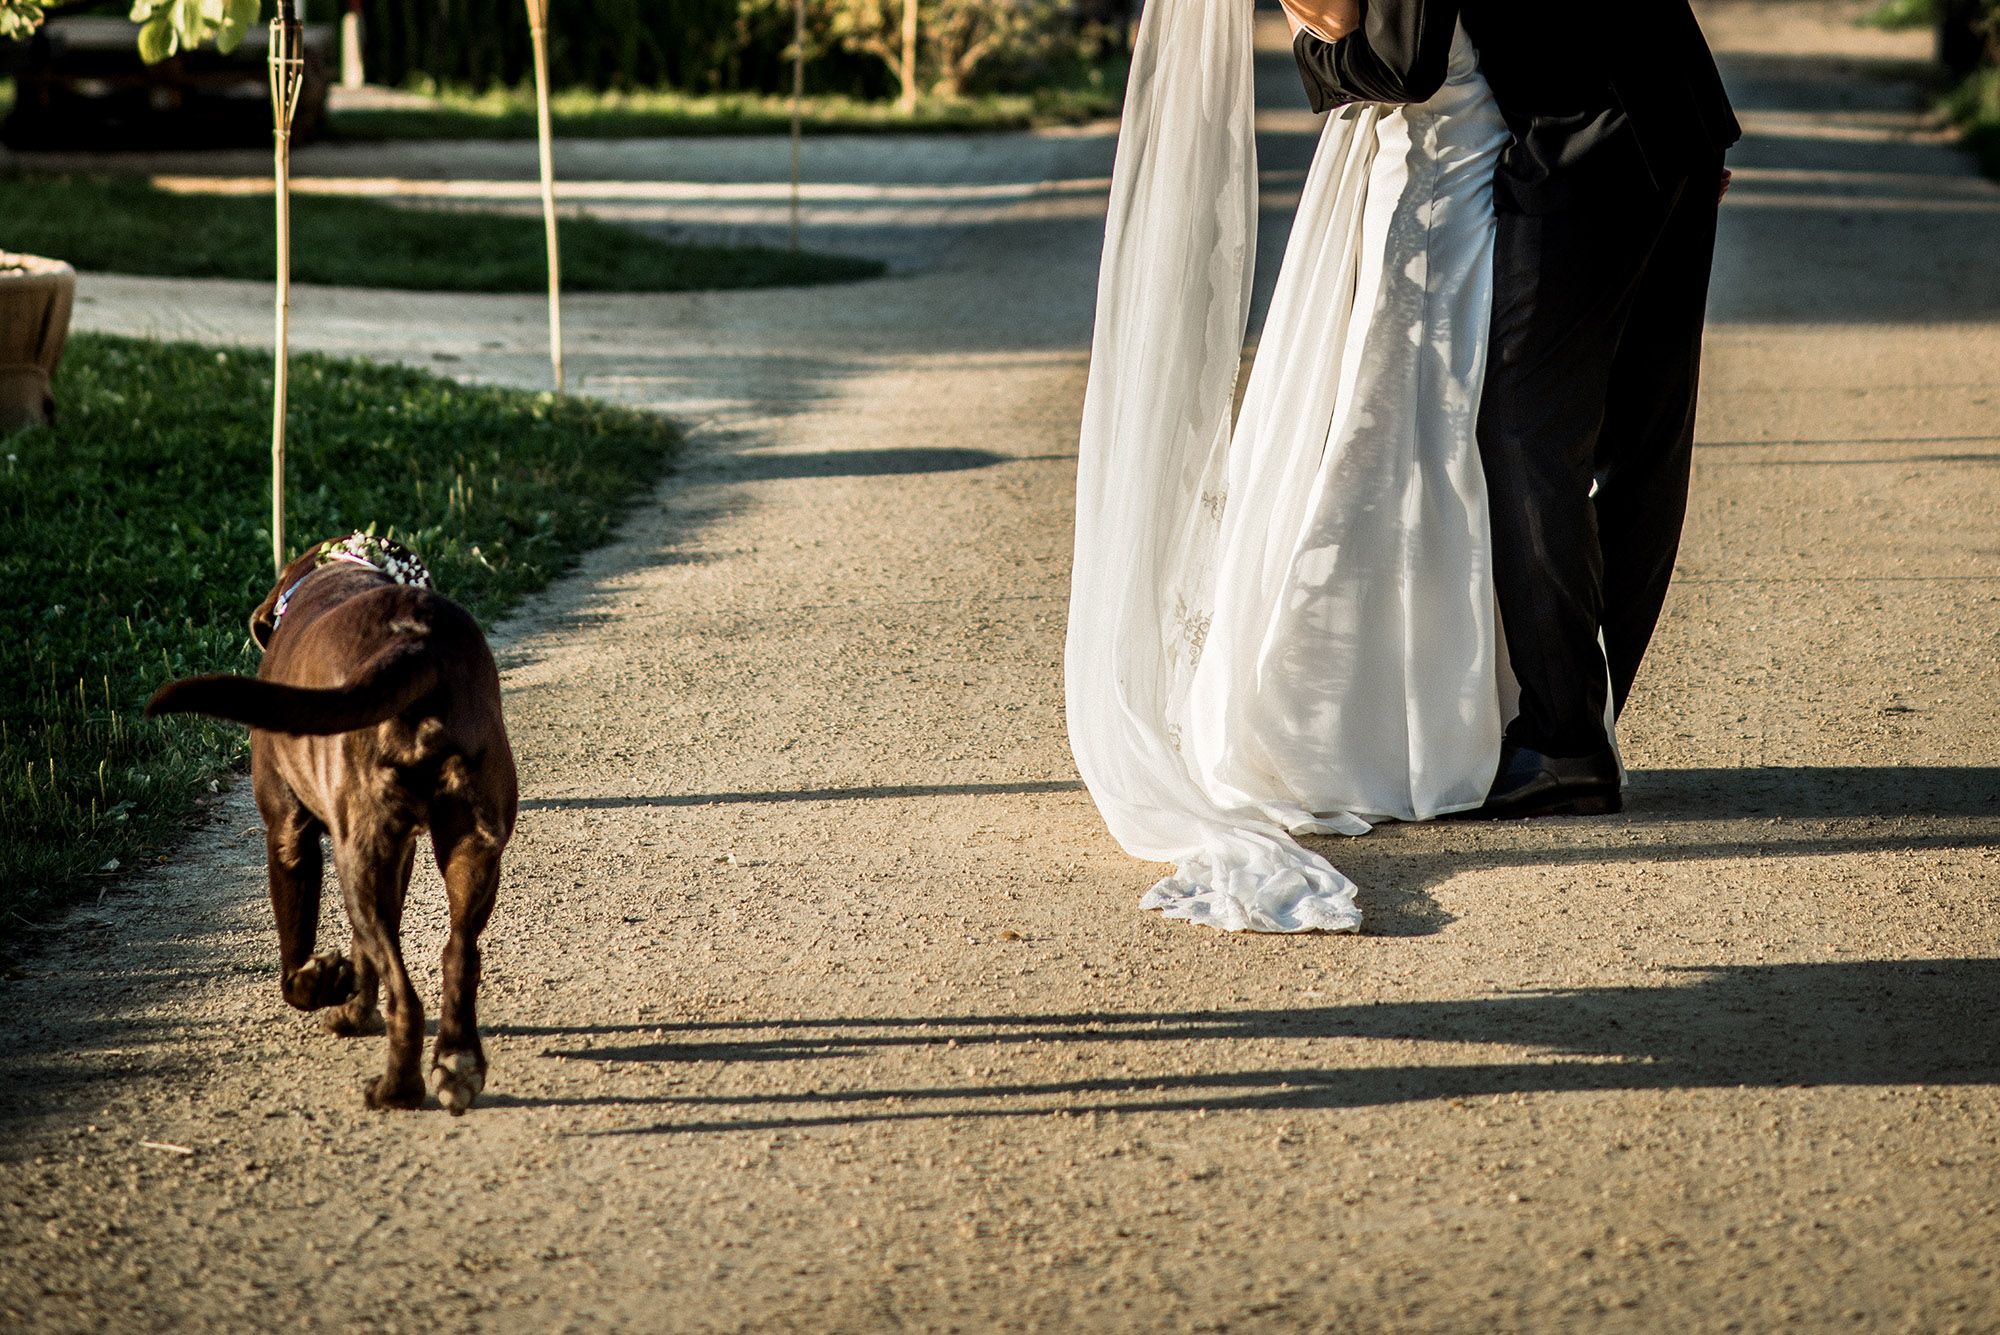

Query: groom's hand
left=1279, top=0, right=1361, bottom=43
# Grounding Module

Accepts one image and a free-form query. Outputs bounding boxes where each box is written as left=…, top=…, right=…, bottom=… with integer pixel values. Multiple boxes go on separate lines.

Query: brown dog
left=148, top=534, right=517, bottom=1113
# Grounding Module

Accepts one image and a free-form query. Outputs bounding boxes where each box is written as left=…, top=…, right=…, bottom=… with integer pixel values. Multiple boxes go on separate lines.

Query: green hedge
left=355, top=0, right=889, bottom=96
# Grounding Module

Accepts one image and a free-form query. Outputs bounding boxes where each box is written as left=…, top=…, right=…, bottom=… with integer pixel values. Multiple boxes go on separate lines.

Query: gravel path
left=6, top=4, right=1997, bottom=1330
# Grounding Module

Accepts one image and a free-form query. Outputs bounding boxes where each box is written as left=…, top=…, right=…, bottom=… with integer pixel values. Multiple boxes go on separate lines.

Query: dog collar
left=272, top=573, right=314, bottom=628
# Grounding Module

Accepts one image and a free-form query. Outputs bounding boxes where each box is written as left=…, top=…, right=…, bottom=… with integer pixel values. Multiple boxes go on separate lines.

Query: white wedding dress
left=1066, top=2, right=1512, bottom=932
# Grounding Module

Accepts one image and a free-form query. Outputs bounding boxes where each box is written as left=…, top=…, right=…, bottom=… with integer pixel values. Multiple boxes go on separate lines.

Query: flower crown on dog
left=317, top=532, right=433, bottom=590
left=271, top=533, right=434, bottom=633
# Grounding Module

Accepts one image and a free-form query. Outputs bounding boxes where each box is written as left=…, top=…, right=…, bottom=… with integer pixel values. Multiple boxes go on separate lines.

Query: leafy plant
left=340, top=0, right=1094, bottom=102
left=0, top=0, right=269, bottom=61
left=128, top=0, right=264, bottom=63
left=1945, top=63, right=2000, bottom=178
left=0, top=0, right=55, bottom=41
left=354, top=0, right=748, bottom=94
left=818, top=0, right=1067, bottom=102
left=1861, top=0, right=1935, bottom=30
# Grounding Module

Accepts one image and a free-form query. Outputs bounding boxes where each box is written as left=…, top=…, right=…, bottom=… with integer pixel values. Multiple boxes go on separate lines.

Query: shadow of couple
left=520, top=763, right=1998, bottom=940
left=487, top=954, right=2000, bottom=1134
left=486, top=763, right=1997, bottom=1134
left=1339, top=763, right=2000, bottom=936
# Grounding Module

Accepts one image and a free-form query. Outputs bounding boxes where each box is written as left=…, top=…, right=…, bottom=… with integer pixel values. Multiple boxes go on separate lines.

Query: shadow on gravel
left=489, top=956, right=2000, bottom=1134
left=1705, top=44, right=2000, bottom=328
left=1327, top=765, right=1997, bottom=937
left=1701, top=435, right=2000, bottom=449
left=517, top=764, right=1993, bottom=933
left=521, top=779, right=1083, bottom=812
left=691, top=447, right=1047, bottom=481
left=471, top=763, right=2000, bottom=1134
left=521, top=763, right=1996, bottom=828
left=6, top=768, right=1988, bottom=1139
left=1622, top=765, right=1999, bottom=821
left=1340, top=762, right=1998, bottom=857
left=1698, top=453, right=2000, bottom=467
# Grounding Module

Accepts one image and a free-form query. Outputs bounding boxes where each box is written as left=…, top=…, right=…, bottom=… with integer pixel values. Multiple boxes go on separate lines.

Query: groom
left=1283, top=0, right=1740, bottom=818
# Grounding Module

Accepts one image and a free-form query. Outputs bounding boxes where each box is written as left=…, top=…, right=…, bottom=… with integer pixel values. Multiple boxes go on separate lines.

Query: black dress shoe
left=1450, top=743, right=1623, bottom=821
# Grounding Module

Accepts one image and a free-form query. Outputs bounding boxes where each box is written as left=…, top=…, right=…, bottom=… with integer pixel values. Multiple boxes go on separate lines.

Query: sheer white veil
left=1065, top=0, right=1370, bottom=933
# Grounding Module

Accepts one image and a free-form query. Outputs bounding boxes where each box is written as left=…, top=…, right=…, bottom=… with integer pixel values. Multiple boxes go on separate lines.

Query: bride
left=1065, top=0, right=1513, bottom=932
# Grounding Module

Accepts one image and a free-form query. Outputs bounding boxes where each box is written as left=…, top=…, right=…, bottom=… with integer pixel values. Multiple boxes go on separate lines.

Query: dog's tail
left=146, top=643, right=439, bottom=736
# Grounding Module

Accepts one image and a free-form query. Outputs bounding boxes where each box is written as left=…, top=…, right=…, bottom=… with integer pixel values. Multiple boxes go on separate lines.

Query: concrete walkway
left=18, top=129, right=1110, bottom=273
left=4, top=39, right=1327, bottom=275
left=5, top=3, right=1997, bottom=1330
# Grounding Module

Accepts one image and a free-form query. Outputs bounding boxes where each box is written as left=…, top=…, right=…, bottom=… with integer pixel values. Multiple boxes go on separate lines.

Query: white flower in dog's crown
left=317, top=532, right=434, bottom=590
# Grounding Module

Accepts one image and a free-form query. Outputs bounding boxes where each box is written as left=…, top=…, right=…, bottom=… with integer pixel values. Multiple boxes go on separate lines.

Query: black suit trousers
left=1477, top=170, right=1722, bottom=756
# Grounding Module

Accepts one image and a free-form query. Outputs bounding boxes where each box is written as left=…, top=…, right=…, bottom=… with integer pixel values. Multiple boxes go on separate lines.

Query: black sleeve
left=1292, top=0, right=1461, bottom=113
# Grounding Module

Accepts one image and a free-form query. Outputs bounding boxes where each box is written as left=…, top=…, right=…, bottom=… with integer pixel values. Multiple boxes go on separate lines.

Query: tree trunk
left=340, top=0, right=365, bottom=89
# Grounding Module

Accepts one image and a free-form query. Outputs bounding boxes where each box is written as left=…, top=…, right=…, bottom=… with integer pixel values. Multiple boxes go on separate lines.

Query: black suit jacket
left=1293, top=1, right=1740, bottom=213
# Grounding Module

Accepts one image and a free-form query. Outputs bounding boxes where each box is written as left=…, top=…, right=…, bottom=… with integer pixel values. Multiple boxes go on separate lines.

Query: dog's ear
left=249, top=601, right=277, bottom=650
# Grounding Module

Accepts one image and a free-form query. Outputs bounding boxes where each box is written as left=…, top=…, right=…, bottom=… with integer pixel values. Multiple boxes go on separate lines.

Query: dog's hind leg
left=337, top=831, right=426, bottom=1111
left=319, top=929, right=385, bottom=1037
left=429, top=802, right=504, bottom=1116
left=260, top=790, right=353, bottom=1014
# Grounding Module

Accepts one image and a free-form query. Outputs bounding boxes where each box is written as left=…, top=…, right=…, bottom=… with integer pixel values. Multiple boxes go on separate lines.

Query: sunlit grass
left=0, top=171, right=883, bottom=292
left=2, top=333, right=681, bottom=922
left=328, top=78, right=1124, bottom=141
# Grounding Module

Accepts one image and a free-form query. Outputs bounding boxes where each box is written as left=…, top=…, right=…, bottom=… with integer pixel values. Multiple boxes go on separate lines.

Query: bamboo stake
left=790, top=0, right=805, bottom=252
left=268, top=4, right=304, bottom=574
left=899, top=0, right=917, bottom=116
left=525, top=0, right=564, bottom=393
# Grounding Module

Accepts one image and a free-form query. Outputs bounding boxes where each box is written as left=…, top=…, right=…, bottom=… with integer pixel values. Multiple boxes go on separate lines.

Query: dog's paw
left=430, top=1050, right=486, bottom=1117
left=363, top=1073, right=426, bottom=1112
left=281, top=953, right=357, bottom=1012
left=320, top=997, right=386, bottom=1038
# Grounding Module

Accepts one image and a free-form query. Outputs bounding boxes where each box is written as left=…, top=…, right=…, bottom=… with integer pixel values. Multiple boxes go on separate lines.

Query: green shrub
left=356, top=0, right=881, bottom=95
left=352, top=0, right=1106, bottom=99
left=1861, top=0, right=1935, bottom=30
left=1945, top=64, right=2000, bottom=176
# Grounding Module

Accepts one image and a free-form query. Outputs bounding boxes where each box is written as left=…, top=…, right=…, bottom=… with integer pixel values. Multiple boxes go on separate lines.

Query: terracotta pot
left=0, top=252, right=76, bottom=434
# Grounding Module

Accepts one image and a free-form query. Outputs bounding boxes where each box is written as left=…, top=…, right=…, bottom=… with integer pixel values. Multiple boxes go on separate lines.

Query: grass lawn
left=327, top=81, right=1124, bottom=142
left=0, top=172, right=885, bottom=291
left=1, top=333, right=681, bottom=926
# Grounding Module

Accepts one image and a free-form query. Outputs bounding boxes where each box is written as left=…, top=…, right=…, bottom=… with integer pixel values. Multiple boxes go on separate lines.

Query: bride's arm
left=1292, top=0, right=1461, bottom=112
left=1278, top=0, right=1360, bottom=42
